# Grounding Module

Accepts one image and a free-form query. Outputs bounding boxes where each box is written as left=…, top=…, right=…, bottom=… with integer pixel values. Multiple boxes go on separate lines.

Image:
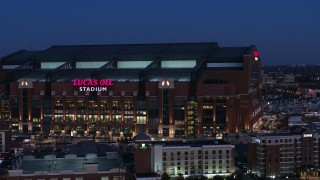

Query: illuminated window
left=137, top=116, right=146, bottom=124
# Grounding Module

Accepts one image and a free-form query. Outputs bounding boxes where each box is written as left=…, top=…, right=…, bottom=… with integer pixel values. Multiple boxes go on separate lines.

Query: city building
left=134, top=134, right=235, bottom=178
left=7, top=154, right=125, bottom=180
left=0, top=121, right=11, bottom=152
left=0, top=42, right=262, bottom=137
left=248, top=131, right=320, bottom=178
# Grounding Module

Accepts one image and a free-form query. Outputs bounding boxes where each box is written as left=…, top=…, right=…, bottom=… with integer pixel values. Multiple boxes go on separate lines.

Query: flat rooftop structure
left=19, top=157, right=119, bottom=174
left=150, top=139, right=230, bottom=147
left=0, top=42, right=254, bottom=82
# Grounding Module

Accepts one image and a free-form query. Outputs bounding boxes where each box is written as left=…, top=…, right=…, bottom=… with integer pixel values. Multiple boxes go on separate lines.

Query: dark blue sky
left=1, top=1, right=320, bottom=65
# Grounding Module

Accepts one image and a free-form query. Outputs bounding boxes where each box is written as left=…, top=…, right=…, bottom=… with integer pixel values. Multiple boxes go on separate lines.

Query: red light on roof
left=254, top=51, right=259, bottom=57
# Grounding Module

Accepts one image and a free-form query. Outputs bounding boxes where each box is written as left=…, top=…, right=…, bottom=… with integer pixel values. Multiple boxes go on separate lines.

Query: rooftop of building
left=133, top=133, right=152, bottom=141
left=135, top=172, right=159, bottom=178
left=250, top=130, right=317, bottom=138
left=152, top=139, right=232, bottom=147
left=18, top=156, right=119, bottom=174
left=0, top=42, right=256, bottom=82
left=1, top=42, right=252, bottom=62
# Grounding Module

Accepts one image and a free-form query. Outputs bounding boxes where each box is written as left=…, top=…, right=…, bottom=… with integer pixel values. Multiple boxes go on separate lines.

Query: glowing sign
left=139, top=143, right=147, bottom=149
left=72, top=79, right=113, bottom=92
left=303, top=134, right=312, bottom=137
left=73, top=79, right=113, bottom=86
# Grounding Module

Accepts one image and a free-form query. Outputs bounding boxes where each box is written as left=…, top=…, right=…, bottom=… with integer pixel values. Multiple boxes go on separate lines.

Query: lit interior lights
left=139, top=143, right=147, bottom=149
left=254, top=51, right=259, bottom=61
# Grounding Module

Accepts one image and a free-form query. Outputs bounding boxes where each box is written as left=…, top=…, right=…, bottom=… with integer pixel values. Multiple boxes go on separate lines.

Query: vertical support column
left=169, top=89, right=174, bottom=138
left=145, top=95, right=149, bottom=135
left=133, top=96, right=137, bottom=136
left=120, top=94, right=125, bottom=135
left=197, top=97, right=203, bottom=136
left=184, top=99, right=187, bottom=137
left=213, top=103, right=216, bottom=134
left=18, top=89, right=23, bottom=133
left=85, top=95, right=89, bottom=132
left=73, top=93, right=77, bottom=131
left=40, top=94, right=44, bottom=132
left=51, top=93, right=55, bottom=132
left=62, top=94, right=66, bottom=122
left=227, top=96, right=233, bottom=133
left=97, top=95, right=101, bottom=131
left=28, top=90, right=33, bottom=133
left=108, top=95, right=113, bottom=134
left=158, top=89, right=163, bottom=138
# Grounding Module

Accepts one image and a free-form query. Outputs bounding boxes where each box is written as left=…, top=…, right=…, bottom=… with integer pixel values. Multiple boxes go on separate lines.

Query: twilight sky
left=1, top=1, right=320, bottom=65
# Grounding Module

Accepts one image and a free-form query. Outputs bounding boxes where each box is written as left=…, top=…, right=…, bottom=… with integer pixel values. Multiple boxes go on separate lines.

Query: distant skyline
left=1, top=1, right=320, bottom=65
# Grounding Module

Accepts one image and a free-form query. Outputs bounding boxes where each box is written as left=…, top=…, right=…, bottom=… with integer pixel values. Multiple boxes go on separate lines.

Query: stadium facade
left=0, top=42, right=262, bottom=138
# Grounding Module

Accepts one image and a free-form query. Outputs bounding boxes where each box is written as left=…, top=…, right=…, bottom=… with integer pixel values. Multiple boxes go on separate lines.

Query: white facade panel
left=152, top=145, right=163, bottom=174
left=207, top=63, right=243, bottom=68
left=40, top=62, right=65, bottom=69
left=161, top=60, right=196, bottom=68
left=2, top=65, right=20, bottom=69
left=117, top=61, right=152, bottom=69
left=76, top=62, right=108, bottom=69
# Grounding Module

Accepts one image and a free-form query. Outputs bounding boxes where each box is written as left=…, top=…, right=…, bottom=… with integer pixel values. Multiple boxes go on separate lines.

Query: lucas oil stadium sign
left=72, top=79, right=113, bottom=91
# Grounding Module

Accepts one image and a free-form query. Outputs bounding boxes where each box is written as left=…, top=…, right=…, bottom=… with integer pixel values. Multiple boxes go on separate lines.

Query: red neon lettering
left=73, top=80, right=78, bottom=86
left=106, top=79, right=113, bottom=86
left=83, top=80, right=88, bottom=86
left=99, top=79, right=105, bottom=86
left=93, top=80, right=98, bottom=86
left=73, top=79, right=113, bottom=86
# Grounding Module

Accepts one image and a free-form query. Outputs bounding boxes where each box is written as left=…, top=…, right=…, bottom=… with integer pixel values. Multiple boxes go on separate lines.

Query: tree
left=213, top=175, right=224, bottom=180
left=161, top=172, right=171, bottom=180
left=235, top=134, right=240, bottom=143
left=198, top=175, right=207, bottom=180
left=176, top=173, right=184, bottom=180
left=235, top=173, right=243, bottom=180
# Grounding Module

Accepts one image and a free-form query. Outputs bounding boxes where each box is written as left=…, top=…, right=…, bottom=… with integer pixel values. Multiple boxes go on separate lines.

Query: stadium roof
left=0, top=42, right=255, bottom=82
left=33, top=42, right=220, bottom=61
left=1, top=50, right=40, bottom=65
